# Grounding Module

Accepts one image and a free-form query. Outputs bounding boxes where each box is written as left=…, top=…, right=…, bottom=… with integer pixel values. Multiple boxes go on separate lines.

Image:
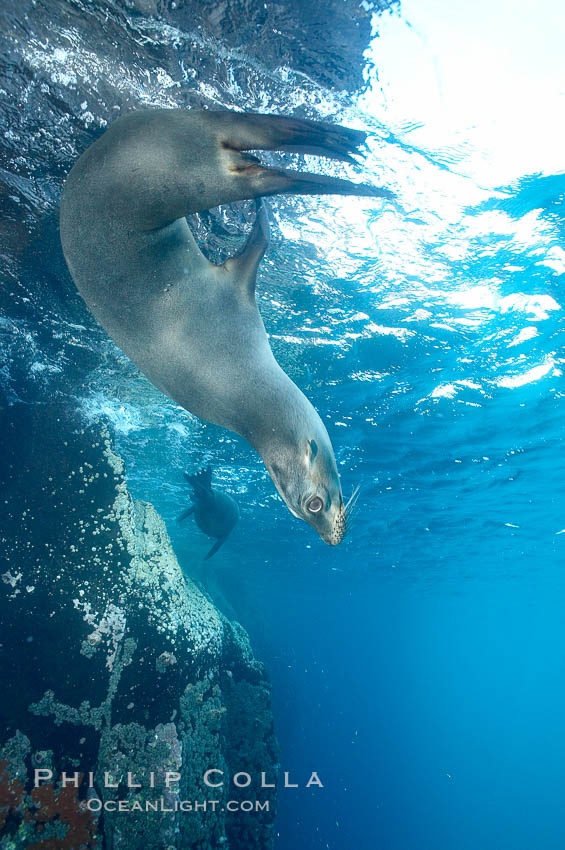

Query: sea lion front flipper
left=204, top=538, right=226, bottom=560
left=176, top=505, right=194, bottom=523
left=224, top=200, right=269, bottom=296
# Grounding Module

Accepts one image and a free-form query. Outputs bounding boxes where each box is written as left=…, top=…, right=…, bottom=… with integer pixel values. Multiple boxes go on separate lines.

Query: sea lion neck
left=239, top=365, right=319, bottom=466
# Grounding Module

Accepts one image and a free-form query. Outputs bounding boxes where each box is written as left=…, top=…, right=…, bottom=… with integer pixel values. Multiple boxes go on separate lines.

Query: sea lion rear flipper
left=184, top=466, right=213, bottom=493
left=252, top=167, right=395, bottom=201
left=224, top=200, right=269, bottom=294
left=204, top=538, right=226, bottom=560
left=215, top=111, right=395, bottom=202
left=214, top=112, right=368, bottom=164
left=214, top=112, right=396, bottom=200
left=176, top=505, right=194, bottom=523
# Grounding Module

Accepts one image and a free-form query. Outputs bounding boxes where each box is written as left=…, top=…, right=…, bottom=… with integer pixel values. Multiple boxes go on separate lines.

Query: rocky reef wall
left=0, top=403, right=278, bottom=849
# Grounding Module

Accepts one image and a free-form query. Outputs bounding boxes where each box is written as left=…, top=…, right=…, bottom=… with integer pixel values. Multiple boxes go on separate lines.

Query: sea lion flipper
left=225, top=200, right=269, bottom=295
left=256, top=167, right=396, bottom=201
left=177, top=505, right=194, bottom=523
left=185, top=466, right=213, bottom=493
left=204, top=538, right=226, bottom=560
left=216, top=112, right=395, bottom=202
left=213, top=112, right=368, bottom=164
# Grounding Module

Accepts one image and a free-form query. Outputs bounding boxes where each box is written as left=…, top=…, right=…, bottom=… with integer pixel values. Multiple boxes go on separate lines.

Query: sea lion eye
left=307, top=496, right=324, bottom=514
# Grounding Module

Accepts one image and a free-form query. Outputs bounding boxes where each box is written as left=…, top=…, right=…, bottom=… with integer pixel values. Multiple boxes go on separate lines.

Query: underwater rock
left=0, top=403, right=278, bottom=849
left=127, top=0, right=395, bottom=92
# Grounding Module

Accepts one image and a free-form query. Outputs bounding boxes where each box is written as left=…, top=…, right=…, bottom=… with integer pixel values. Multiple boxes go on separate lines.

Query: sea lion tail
left=184, top=466, right=213, bottom=493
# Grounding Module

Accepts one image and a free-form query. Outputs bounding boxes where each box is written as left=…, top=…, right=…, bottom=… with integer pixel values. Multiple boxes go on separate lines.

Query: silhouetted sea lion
left=177, top=466, right=239, bottom=560
left=60, top=109, right=390, bottom=543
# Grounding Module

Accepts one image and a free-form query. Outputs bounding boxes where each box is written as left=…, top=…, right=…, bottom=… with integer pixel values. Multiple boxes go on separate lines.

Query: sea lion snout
left=300, top=492, right=347, bottom=546
left=325, top=504, right=347, bottom=546
left=265, top=427, right=347, bottom=544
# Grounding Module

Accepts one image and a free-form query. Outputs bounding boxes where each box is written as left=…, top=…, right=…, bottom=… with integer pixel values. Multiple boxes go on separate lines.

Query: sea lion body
left=177, top=467, right=239, bottom=560
left=60, top=109, right=392, bottom=544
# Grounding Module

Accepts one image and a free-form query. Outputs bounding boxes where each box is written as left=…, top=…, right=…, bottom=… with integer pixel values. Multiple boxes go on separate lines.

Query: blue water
left=2, top=0, right=565, bottom=847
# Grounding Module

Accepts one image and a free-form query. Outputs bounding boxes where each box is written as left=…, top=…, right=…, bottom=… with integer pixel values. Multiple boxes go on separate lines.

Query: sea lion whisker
left=345, top=503, right=359, bottom=532
left=347, top=497, right=360, bottom=519
left=344, top=485, right=361, bottom=516
left=344, top=484, right=359, bottom=511
left=345, top=512, right=357, bottom=532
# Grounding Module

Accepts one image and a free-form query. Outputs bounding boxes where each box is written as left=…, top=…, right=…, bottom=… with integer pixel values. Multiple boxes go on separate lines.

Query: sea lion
left=59, top=109, right=391, bottom=544
left=177, top=466, right=239, bottom=560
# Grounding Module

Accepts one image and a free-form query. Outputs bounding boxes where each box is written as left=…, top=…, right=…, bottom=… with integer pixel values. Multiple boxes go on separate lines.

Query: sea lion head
left=268, top=428, right=351, bottom=546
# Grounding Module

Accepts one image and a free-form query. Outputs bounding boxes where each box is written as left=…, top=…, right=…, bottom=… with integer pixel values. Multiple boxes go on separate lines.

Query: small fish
left=177, top=466, right=239, bottom=560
